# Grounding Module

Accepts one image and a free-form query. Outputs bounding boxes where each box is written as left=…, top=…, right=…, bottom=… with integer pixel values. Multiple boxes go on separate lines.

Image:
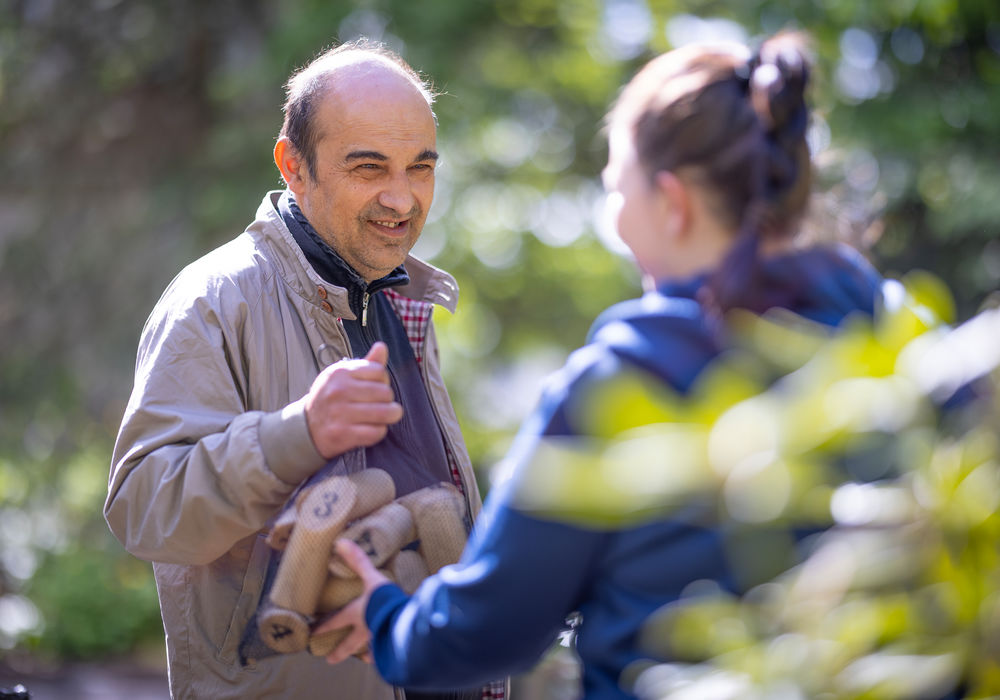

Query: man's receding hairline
left=290, top=49, right=435, bottom=107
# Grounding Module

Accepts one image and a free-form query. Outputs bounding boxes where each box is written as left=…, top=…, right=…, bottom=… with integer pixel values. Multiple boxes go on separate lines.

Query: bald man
left=106, top=39, right=497, bottom=700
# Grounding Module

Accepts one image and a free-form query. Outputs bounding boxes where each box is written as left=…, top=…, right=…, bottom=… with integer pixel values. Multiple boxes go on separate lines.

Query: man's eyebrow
left=345, top=150, right=388, bottom=162
left=343, top=149, right=439, bottom=163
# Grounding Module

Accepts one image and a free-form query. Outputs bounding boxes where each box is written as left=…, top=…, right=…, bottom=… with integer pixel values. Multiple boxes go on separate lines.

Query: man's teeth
left=375, top=220, right=401, bottom=228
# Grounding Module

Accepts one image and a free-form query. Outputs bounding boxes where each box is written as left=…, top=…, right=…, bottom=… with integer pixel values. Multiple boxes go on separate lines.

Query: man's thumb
left=364, top=341, right=389, bottom=367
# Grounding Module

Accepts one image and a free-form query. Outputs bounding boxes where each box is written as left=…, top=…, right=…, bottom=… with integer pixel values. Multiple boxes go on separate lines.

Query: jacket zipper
left=358, top=292, right=404, bottom=419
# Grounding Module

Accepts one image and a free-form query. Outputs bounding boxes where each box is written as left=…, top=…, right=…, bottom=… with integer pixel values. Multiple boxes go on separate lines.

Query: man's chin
left=358, top=252, right=414, bottom=281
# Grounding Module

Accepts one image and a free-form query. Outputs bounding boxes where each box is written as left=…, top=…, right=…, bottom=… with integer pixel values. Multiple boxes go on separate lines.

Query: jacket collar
left=652, top=245, right=879, bottom=325
left=247, top=191, right=460, bottom=319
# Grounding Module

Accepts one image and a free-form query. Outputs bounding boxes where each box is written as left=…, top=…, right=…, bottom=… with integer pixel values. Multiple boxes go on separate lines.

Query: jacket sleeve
left=366, top=480, right=606, bottom=689
left=104, top=276, right=326, bottom=566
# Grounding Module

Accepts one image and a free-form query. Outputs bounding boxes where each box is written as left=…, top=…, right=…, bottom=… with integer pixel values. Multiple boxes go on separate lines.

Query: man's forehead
left=313, top=87, right=436, bottom=156
left=314, top=117, right=437, bottom=166
left=316, top=104, right=437, bottom=153
left=315, top=62, right=434, bottom=120
left=309, top=52, right=430, bottom=104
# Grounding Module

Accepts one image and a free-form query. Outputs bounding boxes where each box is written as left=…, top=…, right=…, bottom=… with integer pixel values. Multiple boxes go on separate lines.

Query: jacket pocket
left=217, top=532, right=272, bottom=667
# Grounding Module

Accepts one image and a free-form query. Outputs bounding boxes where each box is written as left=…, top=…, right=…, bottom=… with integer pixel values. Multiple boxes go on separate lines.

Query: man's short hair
left=279, top=38, right=437, bottom=180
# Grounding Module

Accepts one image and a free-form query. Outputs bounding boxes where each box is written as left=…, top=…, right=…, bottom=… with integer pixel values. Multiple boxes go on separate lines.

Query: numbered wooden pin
left=260, top=469, right=396, bottom=653
left=329, top=501, right=416, bottom=578
left=347, top=468, right=397, bottom=517
left=268, top=469, right=395, bottom=613
left=267, top=477, right=357, bottom=615
left=265, top=501, right=300, bottom=551
left=308, top=624, right=351, bottom=657
left=309, top=566, right=390, bottom=656
left=317, top=573, right=364, bottom=613
left=389, top=549, right=429, bottom=594
left=258, top=606, right=311, bottom=654
left=401, top=484, right=469, bottom=574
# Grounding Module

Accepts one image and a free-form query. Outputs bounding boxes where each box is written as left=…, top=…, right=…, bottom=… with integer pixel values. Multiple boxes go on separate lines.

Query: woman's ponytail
left=705, top=33, right=812, bottom=315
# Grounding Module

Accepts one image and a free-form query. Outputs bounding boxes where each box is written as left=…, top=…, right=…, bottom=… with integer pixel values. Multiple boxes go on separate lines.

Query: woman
left=319, top=32, right=884, bottom=699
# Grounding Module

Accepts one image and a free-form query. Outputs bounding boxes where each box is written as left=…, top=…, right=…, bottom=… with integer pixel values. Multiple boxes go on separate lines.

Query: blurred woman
left=319, top=31, right=884, bottom=700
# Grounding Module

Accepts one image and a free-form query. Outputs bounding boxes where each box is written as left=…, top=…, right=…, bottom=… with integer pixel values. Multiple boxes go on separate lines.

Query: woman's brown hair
left=609, top=32, right=813, bottom=314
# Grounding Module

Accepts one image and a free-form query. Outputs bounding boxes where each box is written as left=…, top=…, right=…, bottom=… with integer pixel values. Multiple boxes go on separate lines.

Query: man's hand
left=305, top=342, right=403, bottom=459
left=316, top=538, right=392, bottom=665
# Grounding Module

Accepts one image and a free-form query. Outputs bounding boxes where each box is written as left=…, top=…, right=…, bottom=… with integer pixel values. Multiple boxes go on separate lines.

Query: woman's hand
left=315, top=538, right=392, bottom=665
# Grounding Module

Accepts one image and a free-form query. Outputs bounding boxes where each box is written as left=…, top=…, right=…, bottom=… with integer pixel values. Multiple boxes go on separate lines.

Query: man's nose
left=378, top=171, right=417, bottom=214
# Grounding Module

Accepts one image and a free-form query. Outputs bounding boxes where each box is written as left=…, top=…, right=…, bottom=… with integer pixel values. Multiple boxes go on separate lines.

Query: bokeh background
left=1, top=0, right=998, bottom=696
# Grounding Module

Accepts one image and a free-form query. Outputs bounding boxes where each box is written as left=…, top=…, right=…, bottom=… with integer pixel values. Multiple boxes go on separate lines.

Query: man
left=106, top=39, right=502, bottom=700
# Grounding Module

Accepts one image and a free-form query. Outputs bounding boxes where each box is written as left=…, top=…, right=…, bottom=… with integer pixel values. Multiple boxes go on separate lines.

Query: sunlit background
left=1, top=0, right=999, bottom=696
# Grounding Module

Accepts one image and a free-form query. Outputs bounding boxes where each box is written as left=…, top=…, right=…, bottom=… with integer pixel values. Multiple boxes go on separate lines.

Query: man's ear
left=654, top=170, right=691, bottom=239
left=274, top=137, right=308, bottom=195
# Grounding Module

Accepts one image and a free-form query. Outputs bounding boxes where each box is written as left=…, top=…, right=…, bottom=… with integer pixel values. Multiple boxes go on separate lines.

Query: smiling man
left=275, top=51, right=438, bottom=285
left=105, top=39, right=497, bottom=700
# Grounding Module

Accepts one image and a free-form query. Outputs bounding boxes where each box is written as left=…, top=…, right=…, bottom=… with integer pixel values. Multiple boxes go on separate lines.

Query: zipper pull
left=361, top=292, right=370, bottom=327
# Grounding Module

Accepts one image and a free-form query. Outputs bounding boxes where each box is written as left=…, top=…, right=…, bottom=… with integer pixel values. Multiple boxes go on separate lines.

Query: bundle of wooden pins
left=257, top=469, right=468, bottom=656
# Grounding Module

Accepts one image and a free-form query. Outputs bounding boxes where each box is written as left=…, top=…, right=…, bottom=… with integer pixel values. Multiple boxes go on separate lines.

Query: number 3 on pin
left=313, top=489, right=339, bottom=519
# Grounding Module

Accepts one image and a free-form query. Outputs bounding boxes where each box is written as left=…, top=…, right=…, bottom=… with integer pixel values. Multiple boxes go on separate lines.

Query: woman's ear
left=654, top=170, right=691, bottom=239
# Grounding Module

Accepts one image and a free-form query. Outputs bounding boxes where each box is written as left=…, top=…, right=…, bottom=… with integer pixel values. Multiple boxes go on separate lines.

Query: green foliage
left=511, top=275, right=1000, bottom=698
left=23, top=538, right=162, bottom=660
left=0, top=444, right=162, bottom=659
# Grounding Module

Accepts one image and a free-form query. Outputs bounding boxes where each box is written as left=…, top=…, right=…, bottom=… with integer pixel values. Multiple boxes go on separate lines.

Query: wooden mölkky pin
left=389, top=549, right=429, bottom=594
left=401, top=484, right=468, bottom=574
left=328, top=501, right=416, bottom=578
left=260, top=469, right=395, bottom=653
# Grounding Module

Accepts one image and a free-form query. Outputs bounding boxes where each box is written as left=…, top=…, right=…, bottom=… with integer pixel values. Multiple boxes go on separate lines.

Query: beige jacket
left=106, top=191, right=483, bottom=699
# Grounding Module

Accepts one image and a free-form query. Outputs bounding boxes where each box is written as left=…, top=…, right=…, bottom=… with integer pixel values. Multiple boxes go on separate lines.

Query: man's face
left=295, top=65, right=438, bottom=282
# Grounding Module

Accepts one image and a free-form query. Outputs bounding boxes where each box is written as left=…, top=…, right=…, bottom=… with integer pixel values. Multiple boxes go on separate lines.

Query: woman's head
left=605, top=32, right=813, bottom=310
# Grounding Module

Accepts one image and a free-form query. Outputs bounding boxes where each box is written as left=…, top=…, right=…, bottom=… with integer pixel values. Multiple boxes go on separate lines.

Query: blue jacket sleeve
left=365, top=484, right=608, bottom=690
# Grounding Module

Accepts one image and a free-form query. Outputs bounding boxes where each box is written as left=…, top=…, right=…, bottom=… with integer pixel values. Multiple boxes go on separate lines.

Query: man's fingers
left=364, top=341, right=389, bottom=368
left=304, top=343, right=402, bottom=458
left=345, top=424, right=389, bottom=449
left=323, top=360, right=391, bottom=386
left=306, top=402, right=403, bottom=458
left=336, top=378, right=396, bottom=403
left=320, top=342, right=391, bottom=384
left=341, top=400, right=403, bottom=425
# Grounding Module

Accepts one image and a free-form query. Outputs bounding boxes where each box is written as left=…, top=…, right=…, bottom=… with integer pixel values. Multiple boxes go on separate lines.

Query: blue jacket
left=364, top=245, right=883, bottom=699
